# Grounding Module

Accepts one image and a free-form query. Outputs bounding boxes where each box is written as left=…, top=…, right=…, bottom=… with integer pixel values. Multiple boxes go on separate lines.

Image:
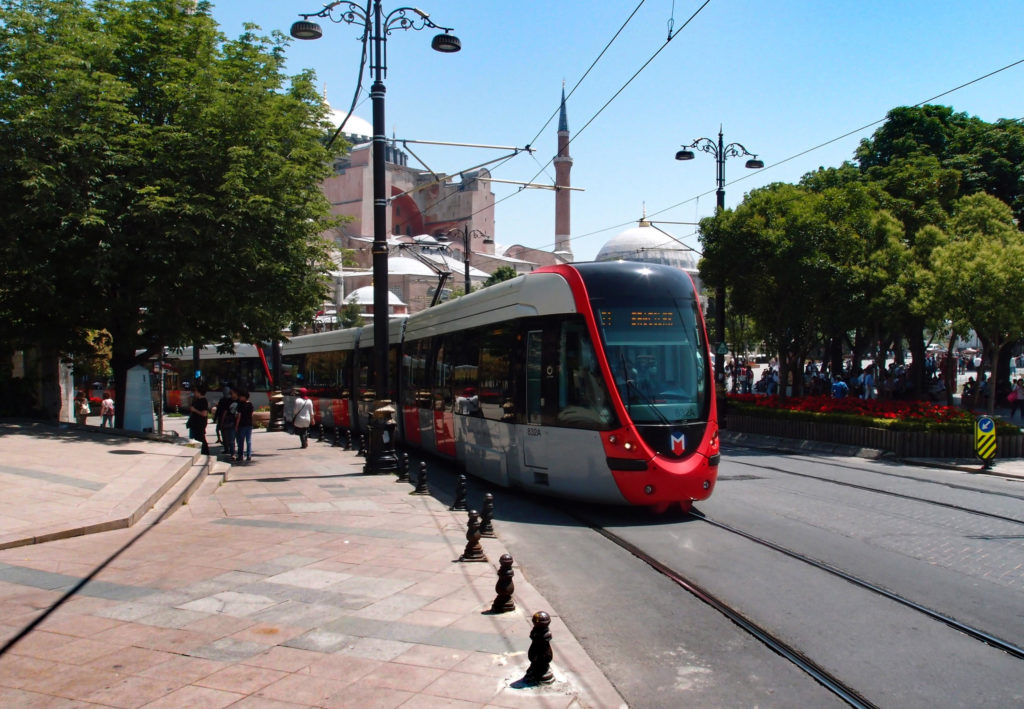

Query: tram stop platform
left=0, top=419, right=625, bottom=708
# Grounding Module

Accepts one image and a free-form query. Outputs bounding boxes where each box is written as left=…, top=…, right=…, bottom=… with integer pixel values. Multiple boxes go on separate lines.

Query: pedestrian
left=100, top=393, right=115, bottom=428
left=293, top=388, right=314, bottom=448
left=234, top=389, right=254, bottom=463
left=861, top=366, right=875, bottom=400
left=831, top=374, right=849, bottom=399
left=219, top=388, right=238, bottom=460
left=212, top=386, right=230, bottom=444
left=187, top=384, right=210, bottom=455
left=74, top=390, right=90, bottom=425
left=1010, top=378, right=1024, bottom=420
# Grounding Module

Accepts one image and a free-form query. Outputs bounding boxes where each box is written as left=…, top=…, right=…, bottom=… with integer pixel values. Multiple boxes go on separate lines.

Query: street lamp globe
left=289, top=20, right=322, bottom=40
left=675, top=149, right=695, bottom=161
left=431, top=31, right=461, bottom=53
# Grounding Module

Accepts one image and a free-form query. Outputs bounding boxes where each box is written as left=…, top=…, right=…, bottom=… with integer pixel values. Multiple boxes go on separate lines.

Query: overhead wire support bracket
left=389, top=148, right=537, bottom=202
left=477, top=177, right=585, bottom=192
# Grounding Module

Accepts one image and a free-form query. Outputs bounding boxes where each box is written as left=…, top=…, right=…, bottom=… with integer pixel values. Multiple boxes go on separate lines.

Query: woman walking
left=293, top=388, right=314, bottom=449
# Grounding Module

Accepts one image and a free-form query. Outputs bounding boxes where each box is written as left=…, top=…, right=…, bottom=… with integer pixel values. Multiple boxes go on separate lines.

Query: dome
left=328, top=108, right=372, bottom=140
left=596, top=220, right=699, bottom=272
left=344, top=286, right=405, bottom=306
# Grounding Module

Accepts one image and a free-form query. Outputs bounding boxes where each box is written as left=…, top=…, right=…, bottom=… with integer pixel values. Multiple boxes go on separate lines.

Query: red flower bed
left=727, top=394, right=974, bottom=426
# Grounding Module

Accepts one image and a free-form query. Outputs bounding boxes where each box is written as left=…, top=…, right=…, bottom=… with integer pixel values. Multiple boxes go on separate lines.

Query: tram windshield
left=594, top=301, right=707, bottom=424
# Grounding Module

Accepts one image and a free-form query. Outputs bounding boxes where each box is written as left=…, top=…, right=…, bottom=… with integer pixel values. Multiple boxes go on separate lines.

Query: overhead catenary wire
left=419, top=0, right=714, bottom=232
left=559, top=57, right=1024, bottom=256
left=416, top=0, right=653, bottom=222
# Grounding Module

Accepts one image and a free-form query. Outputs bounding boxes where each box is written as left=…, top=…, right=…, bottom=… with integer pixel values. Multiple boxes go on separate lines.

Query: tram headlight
left=644, top=485, right=655, bottom=495
left=623, top=441, right=634, bottom=451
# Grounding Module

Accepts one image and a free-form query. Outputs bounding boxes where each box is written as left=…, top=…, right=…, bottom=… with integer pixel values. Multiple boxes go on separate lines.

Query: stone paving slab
left=0, top=421, right=626, bottom=708
left=0, top=421, right=201, bottom=550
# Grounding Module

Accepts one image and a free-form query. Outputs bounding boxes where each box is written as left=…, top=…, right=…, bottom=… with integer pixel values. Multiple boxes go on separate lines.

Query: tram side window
left=557, top=319, right=615, bottom=430
left=450, top=336, right=481, bottom=417
left=306, top=351, right=347, bottom=398
left=280, top=354, right=304, bottom=392
left=357, top=347, right=374, bottom=400
left=478, top=326, right=517, bottom=422
left=430, top=337, right=452, bottom=411
left=403, top=339, right=430, bottom=410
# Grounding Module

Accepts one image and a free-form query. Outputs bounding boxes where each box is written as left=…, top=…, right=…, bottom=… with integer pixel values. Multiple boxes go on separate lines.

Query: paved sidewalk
left=0, top=421, right=625, bottom=708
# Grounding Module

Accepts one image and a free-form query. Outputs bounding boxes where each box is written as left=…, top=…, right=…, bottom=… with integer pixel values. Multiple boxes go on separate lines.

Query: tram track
left=573, top=512, right=881, bottom=709
left=726, top=458, right=1024, bottom=526
left=686, top=509, right=1024, bottom=662
left=729, top=447, right=1024, bottom=502
left=565, top=498, right=1024, bottom=708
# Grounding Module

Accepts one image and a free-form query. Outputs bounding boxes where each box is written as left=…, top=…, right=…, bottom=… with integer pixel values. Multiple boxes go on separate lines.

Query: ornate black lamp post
left=446, top=226, right=487, bottom=295
left=676, top=128, right=763, bottom=409
left=291, top=2, right=460, bottom=473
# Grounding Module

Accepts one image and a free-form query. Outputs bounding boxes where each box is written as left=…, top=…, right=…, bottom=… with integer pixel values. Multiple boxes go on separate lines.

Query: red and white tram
left=282, top=262, right=719, bottom=509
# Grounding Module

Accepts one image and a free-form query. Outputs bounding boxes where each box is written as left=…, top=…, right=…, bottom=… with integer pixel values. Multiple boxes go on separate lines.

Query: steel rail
left=729, top=459, right=1024, bottom=525
left=572, top=514, right=881, bottom=709
left=689, top=510, right=1024, bottom=662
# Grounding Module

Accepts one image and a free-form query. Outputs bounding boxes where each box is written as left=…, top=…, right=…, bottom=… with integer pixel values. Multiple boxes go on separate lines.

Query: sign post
left=975, top=415, right=996, bottom=468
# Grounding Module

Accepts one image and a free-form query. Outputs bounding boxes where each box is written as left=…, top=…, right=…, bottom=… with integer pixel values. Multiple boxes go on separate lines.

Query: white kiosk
left=122, top=365, right=155, bottom=433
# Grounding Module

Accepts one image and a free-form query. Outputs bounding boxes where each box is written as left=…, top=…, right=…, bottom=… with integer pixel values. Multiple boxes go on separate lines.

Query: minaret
left=554, top=85, right=574, bottom=260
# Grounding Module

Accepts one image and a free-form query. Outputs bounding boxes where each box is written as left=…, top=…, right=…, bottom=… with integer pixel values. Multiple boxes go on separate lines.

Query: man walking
left=234, top=389, right=254, bottom=464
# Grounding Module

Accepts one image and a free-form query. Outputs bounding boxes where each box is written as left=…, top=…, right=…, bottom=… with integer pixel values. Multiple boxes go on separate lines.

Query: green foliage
left=700, top=103, right=1023, bottom=401
left=338, top=302, right=363, bottom=329
left=484, top=265, right=519, bottom=287
left=0, top=0, right=341, bottom=421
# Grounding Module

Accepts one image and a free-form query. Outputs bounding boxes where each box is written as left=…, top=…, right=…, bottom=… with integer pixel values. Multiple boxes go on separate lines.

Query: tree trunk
left=37, top=344, right=66, bottom=421
left=944, top=333, right=957, bottom=407
left=986, top=341, right=999, bottom=415
left=906, top=325, right=926, bottom=399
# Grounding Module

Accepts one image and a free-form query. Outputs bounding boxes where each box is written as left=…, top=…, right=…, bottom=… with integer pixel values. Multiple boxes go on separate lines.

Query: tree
left=924, top=194, right=1024, bottom=413
left=700, top=184, right=837, bottom=397
left=0, top=0, right=339, bottom=425
left=484, top=265, right=519, bottom=287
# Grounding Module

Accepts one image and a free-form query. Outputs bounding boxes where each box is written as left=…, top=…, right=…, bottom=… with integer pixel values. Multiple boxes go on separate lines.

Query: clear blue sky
left=210, top=0, right=1024, bottom=261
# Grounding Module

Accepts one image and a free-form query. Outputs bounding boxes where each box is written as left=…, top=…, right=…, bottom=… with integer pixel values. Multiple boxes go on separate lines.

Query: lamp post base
left=267, top=391, right=286, bottom=432
left=364, top=400, right=399, bottom=475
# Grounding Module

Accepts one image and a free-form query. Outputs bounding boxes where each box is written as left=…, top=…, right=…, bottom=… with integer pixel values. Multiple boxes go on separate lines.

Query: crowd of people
left=726, top=352, right=1023, bottom=406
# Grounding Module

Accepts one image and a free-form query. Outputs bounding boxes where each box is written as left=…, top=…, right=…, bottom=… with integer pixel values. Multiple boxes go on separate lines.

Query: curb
left=0, top=446, right=202, bottom=551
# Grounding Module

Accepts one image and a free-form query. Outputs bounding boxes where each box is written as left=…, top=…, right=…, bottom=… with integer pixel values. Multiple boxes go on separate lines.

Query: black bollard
left=357, top=434, right=367, bottom=457
left=317, top=423, right=324, bottom=443
left=480, top=493, right=495, bottom=538
left=333, top=427, right=341, bottom=447
left=458, top=509, right=487, bottom=563
left=450, top=474, right=468, bottom=511
left=344, top=430, right=352, bottom=450
left=411, top=461, right=430, bottom=495
left=395, top=451, right=409, bottom=483
left=489, top=553, right=515, bottom=613
left=523, top=611, right=554, bottom=685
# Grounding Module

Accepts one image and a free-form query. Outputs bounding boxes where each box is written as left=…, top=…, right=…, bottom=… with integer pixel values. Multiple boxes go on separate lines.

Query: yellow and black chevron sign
left=975, top=416, right=997, bottom=461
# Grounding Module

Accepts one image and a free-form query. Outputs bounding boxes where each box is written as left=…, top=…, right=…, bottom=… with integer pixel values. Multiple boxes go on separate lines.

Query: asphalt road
left=427, top=445, right=1024, bottom=708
